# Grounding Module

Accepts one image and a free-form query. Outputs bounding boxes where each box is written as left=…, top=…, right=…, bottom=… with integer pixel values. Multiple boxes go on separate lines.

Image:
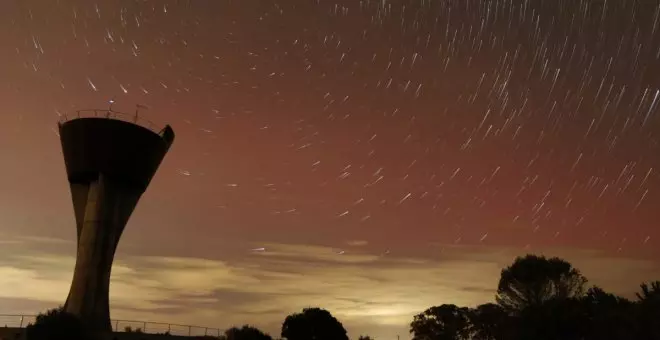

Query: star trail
left=0, top=0, right=659, bottom=338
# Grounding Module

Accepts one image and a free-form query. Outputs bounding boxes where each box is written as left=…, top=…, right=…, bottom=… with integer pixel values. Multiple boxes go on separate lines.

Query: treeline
left=26, top=306, right=356, bottom=340
left=25, top=254, right=660, bottom=340
left=409, top=254, right=660, bottom=340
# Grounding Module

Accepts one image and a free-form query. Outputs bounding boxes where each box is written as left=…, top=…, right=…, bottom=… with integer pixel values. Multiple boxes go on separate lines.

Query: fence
left=0, top=314, right=222, bottom=337
left=58, top=109, right=166, bottom=136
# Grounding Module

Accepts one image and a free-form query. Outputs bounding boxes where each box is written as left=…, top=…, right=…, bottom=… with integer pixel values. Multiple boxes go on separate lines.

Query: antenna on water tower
left=135, top=104, right=148, bottom=123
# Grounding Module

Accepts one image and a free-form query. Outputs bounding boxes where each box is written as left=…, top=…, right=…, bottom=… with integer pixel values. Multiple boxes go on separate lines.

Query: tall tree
left=225, top=325, right=273, bottom=340
left=496, top=254, right=587, bottom=312
left=281, top=307, right=348, bottom=340
left=410, top=304, right=472, bottom=340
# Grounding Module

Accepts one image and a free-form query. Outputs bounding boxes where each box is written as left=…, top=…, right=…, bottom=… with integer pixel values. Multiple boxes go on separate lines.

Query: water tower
left=58, top=109, right=174, bottom=332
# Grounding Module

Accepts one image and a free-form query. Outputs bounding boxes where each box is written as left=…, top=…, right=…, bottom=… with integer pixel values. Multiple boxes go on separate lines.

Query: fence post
left=188, top=325, right=192, bottom=336
left=143, top=321, right=147, bottom=333
left=115, top=320, right=119, bottom=331
left=19, top=315, right=24, bottom=328
left=205, top=327, right=208, bottom=336
left=168, top=324, right=171, bottom=334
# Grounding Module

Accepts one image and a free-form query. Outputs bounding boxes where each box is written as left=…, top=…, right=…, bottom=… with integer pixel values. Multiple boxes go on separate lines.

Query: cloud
left=0, top=237, right=658, bottom=339
left=15, top=236, right=74, bottom=245
left=345, top=240, right=369, bottom=247
left=252, top=243, right=382, bottom=264
left=0, top=234, right=73, bottom=246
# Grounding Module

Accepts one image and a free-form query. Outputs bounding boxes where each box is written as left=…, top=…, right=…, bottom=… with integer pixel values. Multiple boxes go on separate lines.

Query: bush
left=124, top=326, right=144, bottom=333
left=25, top=307, right=90, bottom=340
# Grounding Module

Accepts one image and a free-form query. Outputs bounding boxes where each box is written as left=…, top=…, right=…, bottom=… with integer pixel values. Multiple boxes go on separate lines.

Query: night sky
left=1, top=0, right=659, bottom=338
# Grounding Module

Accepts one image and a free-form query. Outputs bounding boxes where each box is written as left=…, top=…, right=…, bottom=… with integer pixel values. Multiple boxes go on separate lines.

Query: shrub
left=25, top=307, right=90, bottom=340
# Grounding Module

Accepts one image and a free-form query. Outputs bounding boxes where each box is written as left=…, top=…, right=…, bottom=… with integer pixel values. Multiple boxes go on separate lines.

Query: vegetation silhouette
left=25, top=306, right=91, bottom=340
left=636, top=281, right=660, bottom=340
left=410, top=254, right=660, bottom=340
left=467, top=303, right=509, bottom=340
left=222, top=325, right=273, bottom=340
left=495, top=255, right=587, bottom=313
left=281, top=307, right=349, bottom=340
left=19, top=253, right=660, bottom=340
left=124, top=326, right=144, bottom=333
left=411, top=304, right=472, bottom=340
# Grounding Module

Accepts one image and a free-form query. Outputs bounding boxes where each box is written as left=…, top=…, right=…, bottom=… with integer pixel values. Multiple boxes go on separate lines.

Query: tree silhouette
left=636, top=280, right=660, bottom=302
left=25, top=307, right=90, bottom=340
left=225, top=325, right=273, bottom=340
left=410, top=304, right=472, bottom=340
left=405, top=254, right=659, bottom=340
left=635, top=281, right=660, bottom=340
left=468, top=303, right=510, bottom=340
left=281, top=307, right=348, bottom=340
left=514, top=297, right=588, bottom=340
left=584, top=286, right=630, bottom=306
left=496, top=254, right=587, bottom=313
left=581, top=286, right=635, bottom=340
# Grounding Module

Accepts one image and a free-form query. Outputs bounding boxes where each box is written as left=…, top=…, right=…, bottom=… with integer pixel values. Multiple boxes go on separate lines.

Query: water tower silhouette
left=58, top=109, right=174, bottom=332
